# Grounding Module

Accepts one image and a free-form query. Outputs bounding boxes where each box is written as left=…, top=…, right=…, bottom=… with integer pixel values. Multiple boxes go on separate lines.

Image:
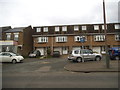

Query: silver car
left=68, top=49, right=102, bottom=62
left=0, top=52, right=24, bottom=64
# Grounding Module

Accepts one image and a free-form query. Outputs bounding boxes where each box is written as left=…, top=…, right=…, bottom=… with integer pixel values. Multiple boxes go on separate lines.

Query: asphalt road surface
left=1, top=58, right=119, bottom=88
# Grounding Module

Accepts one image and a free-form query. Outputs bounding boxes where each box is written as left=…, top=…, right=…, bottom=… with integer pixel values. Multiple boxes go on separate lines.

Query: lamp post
left=103, top=0, right=110, bottom=68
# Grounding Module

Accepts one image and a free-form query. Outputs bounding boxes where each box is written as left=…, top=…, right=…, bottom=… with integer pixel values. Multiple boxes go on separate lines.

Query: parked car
left=52, top=51, right=60, bottom=57
left=29, top=50, right=41, bottom=58
left=0, top=52, right=24, bottom=64
left=68, top=49, right=102, bottom=62
left=109, top=47, right=120, bottom=60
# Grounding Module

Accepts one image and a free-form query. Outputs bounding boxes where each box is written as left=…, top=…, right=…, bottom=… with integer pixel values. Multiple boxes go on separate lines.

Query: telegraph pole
left=103, top=0, right=110, bottom=68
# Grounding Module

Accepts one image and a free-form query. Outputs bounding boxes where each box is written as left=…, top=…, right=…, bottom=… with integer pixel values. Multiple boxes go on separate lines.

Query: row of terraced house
left=0, top=23, right=120, bottom=57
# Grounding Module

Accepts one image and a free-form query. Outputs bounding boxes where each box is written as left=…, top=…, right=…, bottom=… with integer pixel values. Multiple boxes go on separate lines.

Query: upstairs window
left=82, top=26, right=87, bottom=30
left=36, top=28, right=41, bottom=32
left=114, top=24, right=120, bottom=29
left=62, top=26, right=67, bottom=31
left=74, top=26, right=79, bottom=31
left=14, top=33, right=19, bottom=41
left=102, top=25, right=107, bottom=30
left=55, top=27, right=59, bottom=32
left=56, top=36, right=67, bottom=42
left=38, top=37, right=48, bottom=43
left=115, top=35, right=120, bottom=41
left=94, top=25, right=99, bottom=30
left=94, top=35, right=105, bottom=41
left=6, top=33, right=11, bottom=40
left=43, top=27, right=48, bottom=32
left=74, top=36, right=87, bottom=42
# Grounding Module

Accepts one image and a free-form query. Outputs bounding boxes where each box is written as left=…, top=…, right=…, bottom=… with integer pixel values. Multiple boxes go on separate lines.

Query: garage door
left=92, top=47, right=101, bottom=54
left=72, top=47, right=81, bottom=50
left=54, top=47, right=62, bottom=55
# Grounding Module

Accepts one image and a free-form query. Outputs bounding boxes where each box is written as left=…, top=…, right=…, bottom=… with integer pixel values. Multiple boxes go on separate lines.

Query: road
left=2, top=58, right=119, bottom=88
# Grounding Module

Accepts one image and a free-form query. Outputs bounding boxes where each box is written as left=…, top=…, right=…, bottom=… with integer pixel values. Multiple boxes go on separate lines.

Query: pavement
left=64, top=60, right=119, bottom=72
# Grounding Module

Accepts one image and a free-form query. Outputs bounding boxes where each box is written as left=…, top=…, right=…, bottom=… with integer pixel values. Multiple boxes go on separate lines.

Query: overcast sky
left=0, top=0, right=119, bottom=27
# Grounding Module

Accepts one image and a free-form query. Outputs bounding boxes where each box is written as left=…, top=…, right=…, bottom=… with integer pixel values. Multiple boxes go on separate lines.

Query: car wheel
left=76, top=57, right=82, bottom=63
left=115, top=56, right=120, bottom=60
left=12, top=59, right=17, bottom=64
left=95, top=56, right=101, bottom=61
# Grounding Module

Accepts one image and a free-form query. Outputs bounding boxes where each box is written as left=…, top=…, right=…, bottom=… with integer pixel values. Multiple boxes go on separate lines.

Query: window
left=14, top=33, right=19, bottom=41
left=38, top=37, right=48, bottom=43
left=82, top=26, right=87, bottom=30
left=36, top=28, right=41, bottom=32
left=102, top=25, right=107, bottom=30
left=115, top=35, right=120, bottom=41
left=94, top=35, right=105, bottom=41
left=43, top=27, right=48, bottom=32
left=114, top=24, right=120, bottom=29
left=74, top=50, right=79, bottom=54
left=82, top=49, right=92, bottom=54
left=1, top=52, right=10, bottom=56
left=6, top=33, right=11, bottom=40
left=94, top=25, right=99, bottom=30
left=74, top=36, right=87, bottom=42
left=56, top=36, right=67, bottom=42
left=62, top=26, right=67, bottom=31
left=55, top=27, right=59, bottom=32
left=74, top=26, right=79, bottom=31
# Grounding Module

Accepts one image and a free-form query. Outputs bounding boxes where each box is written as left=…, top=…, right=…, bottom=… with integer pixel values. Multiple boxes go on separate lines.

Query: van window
left=74, top=50, right=79, bottom=54
left=83, top=50, right=92, bottom=54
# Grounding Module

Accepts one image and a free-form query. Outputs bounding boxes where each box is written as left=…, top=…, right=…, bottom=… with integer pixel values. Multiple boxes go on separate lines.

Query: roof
left=33, top=22, right=120, bottom=28
left=5, top=27, right=26, bottom=33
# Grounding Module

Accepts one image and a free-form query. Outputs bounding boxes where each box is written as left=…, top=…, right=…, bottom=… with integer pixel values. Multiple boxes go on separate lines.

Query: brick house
left=2, top=26, right=33, bottom=56
left=0, top=26, right=11, bottom=40
left=32, top=23, right=120, bottom=56
left=0, top=26, right=12, bottom=52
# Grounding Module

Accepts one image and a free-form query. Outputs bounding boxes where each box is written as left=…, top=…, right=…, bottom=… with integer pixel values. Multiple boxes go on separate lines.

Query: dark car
left=52, top=51, right=60, bottom=57
left=109, top=47, right=120, bottom=60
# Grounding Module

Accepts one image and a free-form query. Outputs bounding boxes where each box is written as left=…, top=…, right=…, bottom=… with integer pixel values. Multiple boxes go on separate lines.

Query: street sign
left=80, top=37, right=85, bottom=43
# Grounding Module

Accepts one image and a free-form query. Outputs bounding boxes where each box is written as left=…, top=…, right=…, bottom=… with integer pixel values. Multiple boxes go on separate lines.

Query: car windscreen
left=10, top=53, right=18, bottom=56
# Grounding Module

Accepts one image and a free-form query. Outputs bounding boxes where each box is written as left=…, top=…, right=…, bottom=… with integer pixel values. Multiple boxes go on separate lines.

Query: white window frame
left=82, top=26, right=87, bottom=30
left=94, top=35, right=105, bottom=41
left=55, top=27, right=59, bottom=32
left=38, top=37, right=48, bottom=43
left=43, top=27, right=48, bottom=32
left=74, top=36, right=87, bottom=42
left=62, top=26, right=67, bottom=31
left=36, top=28, right=41, bottom=32
left=74, top=26, right=79, bottom=31
left=102, top=25, right=107, bottom=30
left=114, top=24, right=120, bottom=29
left=94, top=25, right=99, bottom=30
left=115, top=35, right=120, bottom=41
left=56, top=36, right=67, bottom=42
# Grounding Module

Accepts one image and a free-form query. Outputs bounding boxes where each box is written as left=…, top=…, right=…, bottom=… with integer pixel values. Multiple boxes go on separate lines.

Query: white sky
left=0, top=0, right=119, bottom=27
